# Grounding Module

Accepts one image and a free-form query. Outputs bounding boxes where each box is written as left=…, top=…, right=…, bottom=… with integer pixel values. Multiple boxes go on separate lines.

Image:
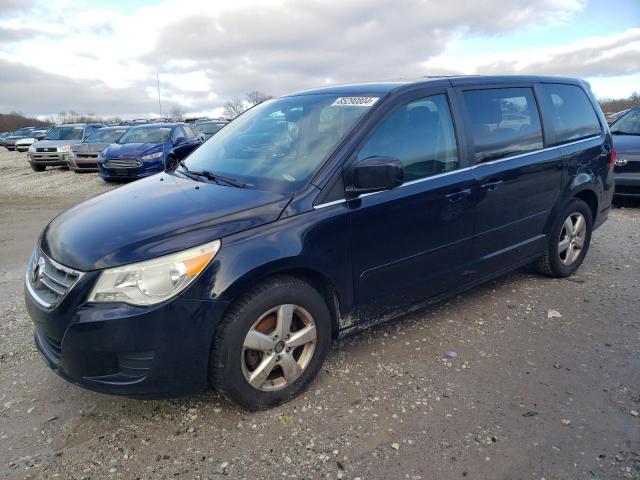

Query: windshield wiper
left=611, top=130, right=639, bottom=136
left=178, top=161, right=249, bottom=188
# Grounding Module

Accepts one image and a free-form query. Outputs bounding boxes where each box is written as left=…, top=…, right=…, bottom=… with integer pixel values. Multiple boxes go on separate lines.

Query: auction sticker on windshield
left=331, top=97, right=379, bottom=107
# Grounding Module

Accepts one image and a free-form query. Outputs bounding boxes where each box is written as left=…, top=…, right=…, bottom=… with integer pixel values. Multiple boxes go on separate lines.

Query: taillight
left=609, top=147, right=617, bottom=173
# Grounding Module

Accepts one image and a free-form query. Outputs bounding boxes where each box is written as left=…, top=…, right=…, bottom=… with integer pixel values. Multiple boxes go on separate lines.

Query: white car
left=16, top=137, right=37, bottom=152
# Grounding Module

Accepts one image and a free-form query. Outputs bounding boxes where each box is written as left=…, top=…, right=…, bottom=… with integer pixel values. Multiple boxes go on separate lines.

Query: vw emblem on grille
left=32, top=255, right=45, bottom=284
left=615, top=155, right=628, bottom=167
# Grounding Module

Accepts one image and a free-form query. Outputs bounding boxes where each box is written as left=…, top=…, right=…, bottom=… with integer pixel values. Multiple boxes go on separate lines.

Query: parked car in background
left=27, top=123, right=103, bottom=171
left=606, top=108, right=630, bottom=125
left=610, top=105, right=640, bottom=198
left=97, top=123, right=203, bottom=181
left=195, top=120, right=228, bottom=140
left=3, top=127, right=36, bottom=151
left=34, top=128, right=51, bottom=141
left=25, top=76, right=614, bottom=410
left=69, top=126, right=130, bottom=172
left=15, top=128, right=51, bottom=152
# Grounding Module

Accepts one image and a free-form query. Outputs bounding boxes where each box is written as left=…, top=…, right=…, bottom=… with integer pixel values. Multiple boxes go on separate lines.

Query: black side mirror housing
left=348, top=156, right=404, bottom=196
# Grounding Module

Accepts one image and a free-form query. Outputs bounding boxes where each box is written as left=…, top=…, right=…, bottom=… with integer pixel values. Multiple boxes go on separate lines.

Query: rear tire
left=210, top=276, right=332, bottom=410
left=30, top=164, right=45, bottom=172
left=534, top=198, right=593, bottom=277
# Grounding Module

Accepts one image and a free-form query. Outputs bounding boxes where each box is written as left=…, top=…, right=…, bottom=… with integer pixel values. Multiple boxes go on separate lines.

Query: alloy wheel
left=241, top=304, right=317, bottom=391
left=558, top=212, right=587, bottom=266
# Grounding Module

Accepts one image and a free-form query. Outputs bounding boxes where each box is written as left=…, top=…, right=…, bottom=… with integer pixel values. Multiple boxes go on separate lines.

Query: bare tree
left=170, top=105, right=185, bottom=121
left=223, top=96, right=247, bottom=119
left=246, top=90, right=273, bottom=106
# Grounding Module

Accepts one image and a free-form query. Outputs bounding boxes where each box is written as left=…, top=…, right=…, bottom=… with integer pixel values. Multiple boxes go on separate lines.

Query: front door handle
left=445, top=188, right=472, bottom=203
left=480, top=179, right=504, bottom=191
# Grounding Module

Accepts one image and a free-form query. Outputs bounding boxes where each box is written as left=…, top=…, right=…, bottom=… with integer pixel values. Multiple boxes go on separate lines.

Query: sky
left=0, top=0, right=638, bottom=119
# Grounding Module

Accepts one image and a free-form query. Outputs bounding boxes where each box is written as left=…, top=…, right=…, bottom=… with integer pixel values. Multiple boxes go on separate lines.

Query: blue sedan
left=98, top=123, right=203, bottom=181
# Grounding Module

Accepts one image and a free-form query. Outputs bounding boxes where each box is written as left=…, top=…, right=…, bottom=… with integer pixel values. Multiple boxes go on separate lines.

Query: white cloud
left=0, top=0, right=637, bottom=116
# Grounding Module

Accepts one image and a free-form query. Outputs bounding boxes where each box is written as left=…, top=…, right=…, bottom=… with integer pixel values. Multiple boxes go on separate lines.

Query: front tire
left=30, top=164, right=45, bottom=172
left=534, top=198, right=593, bottom=277
left=210, top=276, right=332, bottom=410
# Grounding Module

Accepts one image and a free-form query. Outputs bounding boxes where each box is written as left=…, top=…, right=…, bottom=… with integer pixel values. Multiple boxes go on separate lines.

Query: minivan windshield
left=183, top=94, right=378, bottom=191
left=45, top=126, right=84, bottom=140
left=611, top=107, right=640, bottom=135
left=118, top=126, right=171, bottom=144
left=85, top=128, right=128, bottom=144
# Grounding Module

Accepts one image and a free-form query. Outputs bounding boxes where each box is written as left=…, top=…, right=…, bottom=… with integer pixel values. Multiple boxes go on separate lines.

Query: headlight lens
left=141, top=151, right=163, bottom=161
left=57, top=144, right=71, bottom=153
left=88, top=239, right=220, bottom=306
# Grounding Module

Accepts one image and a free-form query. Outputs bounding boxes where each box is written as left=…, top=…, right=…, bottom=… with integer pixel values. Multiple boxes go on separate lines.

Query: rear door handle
left=480, top=179, right=504, bottom=191
left=445, top=188, right=472, bottom=203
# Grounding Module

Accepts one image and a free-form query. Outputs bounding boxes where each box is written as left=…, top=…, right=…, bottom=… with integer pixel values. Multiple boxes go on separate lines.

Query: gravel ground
left=0, top=148, right=638, bottom=480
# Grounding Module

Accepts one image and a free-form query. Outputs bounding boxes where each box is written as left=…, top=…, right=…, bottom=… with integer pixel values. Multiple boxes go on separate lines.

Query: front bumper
left=613, top=172, right=640, bottom=197
left=69, top=154, right=99, bottom=172
left=98, top=159, right=163, bottom=181
left=26, top=277, right=228, bottom=398
left=28, top=151, right=69, bottom=167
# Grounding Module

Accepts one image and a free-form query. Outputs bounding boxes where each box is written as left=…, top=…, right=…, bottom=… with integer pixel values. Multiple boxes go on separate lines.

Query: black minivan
left=25, top=76, right=614, bottom=410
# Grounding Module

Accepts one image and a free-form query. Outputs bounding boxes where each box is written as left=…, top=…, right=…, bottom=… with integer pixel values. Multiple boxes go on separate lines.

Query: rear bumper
left=613, top=172, right=640, bottom=197
left=27, top=285, right=229, bottom=398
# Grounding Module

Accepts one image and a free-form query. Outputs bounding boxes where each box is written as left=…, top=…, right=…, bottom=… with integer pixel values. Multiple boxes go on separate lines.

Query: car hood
left=36, top=139, right=83, bottom=148
left=73, top=142, right=111, bottom=154
left=40, top=172, right=292, bottom=271
left=612, top=133, right=640, bottom=154
left=105, top=142, right=163, bottom=158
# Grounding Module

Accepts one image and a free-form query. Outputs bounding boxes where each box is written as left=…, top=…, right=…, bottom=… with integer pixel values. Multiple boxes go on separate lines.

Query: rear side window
left=357, top=94, right=459, bottom=182
left=463, top=87, right=543, bottom=163
left=542, top=84, right=601, bottom=144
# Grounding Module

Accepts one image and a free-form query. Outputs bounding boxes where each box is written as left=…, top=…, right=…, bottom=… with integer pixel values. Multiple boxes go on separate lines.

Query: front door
left=348, top=91, right=476, bottom=321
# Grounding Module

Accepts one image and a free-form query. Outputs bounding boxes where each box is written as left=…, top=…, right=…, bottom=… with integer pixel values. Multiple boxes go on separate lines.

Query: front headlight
left=57, top=144, right=72, bottom=153
left=141, top=151, right=163, bottom=161
left=88, top=239, right=220, bottom=306
left=28, top=145, right=36, bottom=153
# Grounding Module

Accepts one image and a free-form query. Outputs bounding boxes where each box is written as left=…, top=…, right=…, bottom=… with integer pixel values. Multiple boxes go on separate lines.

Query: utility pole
left=157, top=74, right=162, bottom=118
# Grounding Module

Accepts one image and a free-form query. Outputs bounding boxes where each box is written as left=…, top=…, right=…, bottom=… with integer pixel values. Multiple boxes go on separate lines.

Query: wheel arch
left=217, top=263, right=347, bottom=339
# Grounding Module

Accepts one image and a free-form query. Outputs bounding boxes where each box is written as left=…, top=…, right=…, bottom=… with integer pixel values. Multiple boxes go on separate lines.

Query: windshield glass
left=118, top=126, right=171, bottom=144
left=184, top=94, right=378, bottom=191
left=15, top=128, right=33, bottom=136
left=85, top=128, right=128, bottom=144
left=611, top=107, right=640, bottom=135
left=198, top=123, right=225, bottom=134
left=45, top=126, right=83, bottom=140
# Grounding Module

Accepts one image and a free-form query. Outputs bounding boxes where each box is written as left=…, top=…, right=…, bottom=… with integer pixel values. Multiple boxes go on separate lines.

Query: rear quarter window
left=541, top=83, right=602, bottom=145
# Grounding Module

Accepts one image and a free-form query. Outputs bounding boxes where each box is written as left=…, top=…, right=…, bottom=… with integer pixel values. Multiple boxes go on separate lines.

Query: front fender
left=195, top=205, right=355, bottom=319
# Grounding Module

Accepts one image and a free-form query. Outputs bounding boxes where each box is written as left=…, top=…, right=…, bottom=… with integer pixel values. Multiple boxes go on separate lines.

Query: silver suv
left=28, top=123, right=103, bottom=172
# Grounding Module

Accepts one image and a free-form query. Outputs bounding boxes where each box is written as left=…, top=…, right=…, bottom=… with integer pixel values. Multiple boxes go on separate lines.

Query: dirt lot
left=0, top=148, right=638, bottom=480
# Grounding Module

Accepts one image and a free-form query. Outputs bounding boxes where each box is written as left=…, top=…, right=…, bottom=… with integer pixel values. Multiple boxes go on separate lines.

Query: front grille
left=76, top=153, right=99, bottom=159
left=26, top=248, right=83, bottom=308
left=36, top=147, right=57, bottom=153
left=31, top=153, right=64, bottom=161
left=104, top=159, right=142, bottom=168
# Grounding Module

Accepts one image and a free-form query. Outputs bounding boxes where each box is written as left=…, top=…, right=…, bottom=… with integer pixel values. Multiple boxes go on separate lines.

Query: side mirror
left=174, top=136, right=186, bottom=145
left=348, top=156, right=404, bottom=196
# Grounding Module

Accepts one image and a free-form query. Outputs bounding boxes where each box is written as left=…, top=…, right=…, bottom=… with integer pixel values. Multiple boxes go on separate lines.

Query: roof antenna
left=157, top=73, right=162, bottom=118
